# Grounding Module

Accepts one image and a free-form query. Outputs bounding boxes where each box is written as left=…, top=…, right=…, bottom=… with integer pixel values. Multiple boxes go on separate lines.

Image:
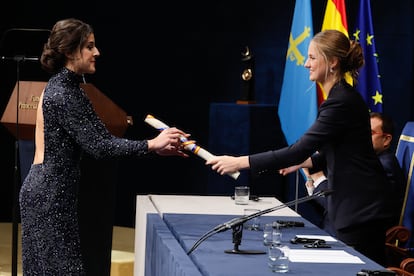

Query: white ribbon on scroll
left=144, top=114, right=240, bottom=180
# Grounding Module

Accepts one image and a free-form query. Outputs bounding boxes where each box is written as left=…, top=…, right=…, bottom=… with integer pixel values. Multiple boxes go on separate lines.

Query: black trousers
left=336, top=220, right=388, bottom=266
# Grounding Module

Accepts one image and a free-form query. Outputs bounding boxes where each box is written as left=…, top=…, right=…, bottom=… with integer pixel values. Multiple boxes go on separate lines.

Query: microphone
left=187, top=189, right=334, bottom=255
left=1, top=55, right=39, bottom=62
left=0, top=28, right=50, bottom=63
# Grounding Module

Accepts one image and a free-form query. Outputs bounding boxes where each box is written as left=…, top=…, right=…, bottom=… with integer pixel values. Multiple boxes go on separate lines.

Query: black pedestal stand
left=224, top=224, right=265, bottom=254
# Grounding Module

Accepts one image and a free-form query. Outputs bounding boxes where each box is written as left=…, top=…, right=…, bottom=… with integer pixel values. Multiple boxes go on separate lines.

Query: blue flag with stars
left=352, top=0, right=383, bottom=112
left=278, top=0, right=317, bottom=146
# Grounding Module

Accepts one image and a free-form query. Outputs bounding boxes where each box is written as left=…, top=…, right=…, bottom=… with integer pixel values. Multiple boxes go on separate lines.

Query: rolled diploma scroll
left=144, top=114, right=240, bottom=180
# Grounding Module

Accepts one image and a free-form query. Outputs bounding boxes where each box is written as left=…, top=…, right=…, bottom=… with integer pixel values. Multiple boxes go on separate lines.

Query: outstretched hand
left=279, top=157, right=313, bottom=176
left=279, top=164, right=302, bottom=176
left=206, top=155, right=249, bottom=175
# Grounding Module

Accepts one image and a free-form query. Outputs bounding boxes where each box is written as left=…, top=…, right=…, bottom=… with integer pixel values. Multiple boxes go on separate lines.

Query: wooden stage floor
left=0, top=223, right=135, bottom=276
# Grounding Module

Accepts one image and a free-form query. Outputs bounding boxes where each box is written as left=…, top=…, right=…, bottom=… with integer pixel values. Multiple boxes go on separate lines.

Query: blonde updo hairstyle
left=311, top=29, right=364, bottom=86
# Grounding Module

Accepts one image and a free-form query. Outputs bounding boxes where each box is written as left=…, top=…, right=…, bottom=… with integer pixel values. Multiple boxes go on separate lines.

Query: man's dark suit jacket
left=378, top=148, right=406, bottom=227
left=249, top=80, right=394, bottom=233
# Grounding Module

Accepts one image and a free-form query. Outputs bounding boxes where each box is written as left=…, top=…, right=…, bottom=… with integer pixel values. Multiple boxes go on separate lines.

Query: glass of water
left=243, top=208, right=261, bottom=231
left=263, top=222, right=282, bottom=246
left=263, top=223, right=274, bottom=246
left=268, top=244, right=290, bottom=273
left=272, top=222, right=282, bottom=245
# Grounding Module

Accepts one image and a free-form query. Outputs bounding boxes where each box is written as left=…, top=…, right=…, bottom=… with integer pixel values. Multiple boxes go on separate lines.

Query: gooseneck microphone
left=1, top=55, right=39, bottom=62
left=187, top=189, right=334, bottom=255
left=0, top=28, right=50, bottom=63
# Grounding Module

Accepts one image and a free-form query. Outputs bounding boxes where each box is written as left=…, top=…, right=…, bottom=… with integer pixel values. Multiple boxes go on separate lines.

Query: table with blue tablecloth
left=136, top=195, right=387, bottom=276
left=148, top=213, right=384, bottom=276
left=135, top=194, right=300, bottom=276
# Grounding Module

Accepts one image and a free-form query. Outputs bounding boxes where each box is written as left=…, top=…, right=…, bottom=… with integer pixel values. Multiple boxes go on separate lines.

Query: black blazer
left=249, top=80, right=393, bottom=232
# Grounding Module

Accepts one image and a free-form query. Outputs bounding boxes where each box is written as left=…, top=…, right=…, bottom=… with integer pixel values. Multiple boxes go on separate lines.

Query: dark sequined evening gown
left=19, top=67, right=148, bottom=275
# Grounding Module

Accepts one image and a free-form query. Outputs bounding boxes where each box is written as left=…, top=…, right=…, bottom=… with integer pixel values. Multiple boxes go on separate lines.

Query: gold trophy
left=237, top=46, right=256, bottom=104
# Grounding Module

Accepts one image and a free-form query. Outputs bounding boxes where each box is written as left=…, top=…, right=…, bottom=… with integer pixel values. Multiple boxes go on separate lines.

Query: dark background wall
left=1, top=1, right=413, bottom=227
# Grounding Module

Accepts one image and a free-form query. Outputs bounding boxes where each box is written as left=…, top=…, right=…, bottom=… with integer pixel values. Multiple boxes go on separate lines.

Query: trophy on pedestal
left=237, top=46, right=256, bottom=104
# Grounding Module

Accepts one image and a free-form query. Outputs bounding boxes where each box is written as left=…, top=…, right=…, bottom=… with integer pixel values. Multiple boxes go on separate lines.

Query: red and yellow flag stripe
left=317, top=0, right=352, bottom=104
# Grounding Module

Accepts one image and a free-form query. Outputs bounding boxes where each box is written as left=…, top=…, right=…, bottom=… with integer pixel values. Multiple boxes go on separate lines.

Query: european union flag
left=352, top=0, right=383, bottom=112
left=278, top=0, right=317, bottom=146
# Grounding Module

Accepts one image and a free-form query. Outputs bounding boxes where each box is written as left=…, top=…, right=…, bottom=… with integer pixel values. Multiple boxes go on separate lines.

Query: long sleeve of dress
left=43, top=68, right=148, bottom=160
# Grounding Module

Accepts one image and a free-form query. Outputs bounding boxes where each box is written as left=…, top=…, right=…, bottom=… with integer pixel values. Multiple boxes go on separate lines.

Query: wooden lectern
left=1, top=81, right=132, bottom=140
left=1, top=81, right=133, bottom=276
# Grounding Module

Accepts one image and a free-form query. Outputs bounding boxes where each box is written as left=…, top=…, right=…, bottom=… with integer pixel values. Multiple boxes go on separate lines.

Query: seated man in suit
left=370, top=112, right=406, bottom=228
left=303, top=112, right=406, bottom=235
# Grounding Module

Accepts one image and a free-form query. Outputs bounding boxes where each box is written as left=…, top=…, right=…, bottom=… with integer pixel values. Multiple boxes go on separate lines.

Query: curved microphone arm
left=187, top=189, right=334, bottom=255
left=0, top=28, right=51, bottom=61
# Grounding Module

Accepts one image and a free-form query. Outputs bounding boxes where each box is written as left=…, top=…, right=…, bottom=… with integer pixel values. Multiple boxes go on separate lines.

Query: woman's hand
left=279, top=164, right=302, bottom=176
left=279, top=157, right=313, bottom=176
left=147, top=127, right=190, bottom=157
left=206, top=155, right=249, bottom=175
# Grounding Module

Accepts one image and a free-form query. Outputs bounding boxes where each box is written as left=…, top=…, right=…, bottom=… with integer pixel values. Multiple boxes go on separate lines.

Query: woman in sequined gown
left=19, top=18, right=189, bottom=275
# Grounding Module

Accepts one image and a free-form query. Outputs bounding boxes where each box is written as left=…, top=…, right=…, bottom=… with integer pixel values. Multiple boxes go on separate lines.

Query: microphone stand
left=0, top=28, right=48, bottom=276
left=187, top=189, right=334, bottom=255
left=10, top=56, right=24, bottom=276
left=9, top=57, right=38, bottom=276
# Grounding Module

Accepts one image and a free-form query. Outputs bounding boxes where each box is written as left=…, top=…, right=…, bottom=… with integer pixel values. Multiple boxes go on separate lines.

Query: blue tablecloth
left=146, top=213, right=385, bottom=275
left=145, top=214, right=202, bottom=276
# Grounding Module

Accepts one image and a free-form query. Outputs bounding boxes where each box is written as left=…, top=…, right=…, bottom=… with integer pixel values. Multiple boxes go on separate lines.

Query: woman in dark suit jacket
left=206, top=29, right=393, bottom=266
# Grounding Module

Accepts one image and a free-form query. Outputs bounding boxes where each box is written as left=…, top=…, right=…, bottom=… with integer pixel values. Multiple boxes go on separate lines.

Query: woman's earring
left=329, top=67, right=334, bottom=73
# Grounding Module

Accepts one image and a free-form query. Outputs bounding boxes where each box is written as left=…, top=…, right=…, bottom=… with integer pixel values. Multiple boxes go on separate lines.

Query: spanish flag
left=318, top=0, right=351, bottom=104
left=321, top=0, right=349, bottom=36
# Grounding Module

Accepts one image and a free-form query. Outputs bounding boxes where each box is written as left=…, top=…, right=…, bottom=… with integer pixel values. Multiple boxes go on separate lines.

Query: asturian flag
left=278, top=0, right=317, bottom=146
left=352, top=0, right=383, bottom=112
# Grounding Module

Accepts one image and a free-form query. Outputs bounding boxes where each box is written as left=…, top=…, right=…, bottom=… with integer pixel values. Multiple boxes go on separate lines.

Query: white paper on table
left=289, top=249, right=365, bottom=264
left=295, top=235, right=338, bottom=242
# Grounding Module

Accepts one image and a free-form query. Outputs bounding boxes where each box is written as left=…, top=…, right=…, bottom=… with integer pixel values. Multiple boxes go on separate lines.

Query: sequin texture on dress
left=19, top=67, right=148, bottom=275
